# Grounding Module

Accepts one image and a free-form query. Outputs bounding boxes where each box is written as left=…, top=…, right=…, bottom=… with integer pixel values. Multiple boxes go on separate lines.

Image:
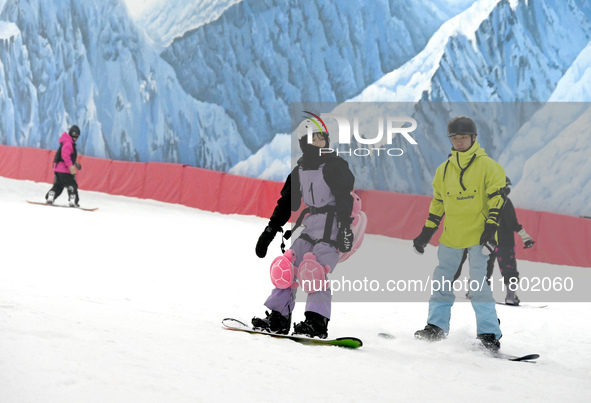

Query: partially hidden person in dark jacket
left=454, top=177, right=535, bottom=305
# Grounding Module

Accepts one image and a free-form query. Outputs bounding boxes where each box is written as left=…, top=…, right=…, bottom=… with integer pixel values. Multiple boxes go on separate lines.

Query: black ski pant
left=46, top=172, right=79, bottom=204
left=453, top=245, right=519, bottom=285
left=495, top=245, right=519, bottom=285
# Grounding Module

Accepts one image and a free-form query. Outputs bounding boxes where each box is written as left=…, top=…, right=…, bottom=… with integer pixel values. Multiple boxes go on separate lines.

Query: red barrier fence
left=2, top=145, right=590, bottom=267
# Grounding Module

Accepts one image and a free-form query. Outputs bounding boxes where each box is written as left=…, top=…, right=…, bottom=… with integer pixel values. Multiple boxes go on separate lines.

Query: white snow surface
left=1, top=176, right=590, bottom=402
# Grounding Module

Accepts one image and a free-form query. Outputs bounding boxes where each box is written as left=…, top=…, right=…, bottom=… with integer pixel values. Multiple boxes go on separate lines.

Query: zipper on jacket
left=309, top=183, right=315, bottom=205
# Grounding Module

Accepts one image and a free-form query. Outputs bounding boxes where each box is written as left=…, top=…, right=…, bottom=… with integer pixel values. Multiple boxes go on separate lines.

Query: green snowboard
left=222, top=318, right=362, bottom=349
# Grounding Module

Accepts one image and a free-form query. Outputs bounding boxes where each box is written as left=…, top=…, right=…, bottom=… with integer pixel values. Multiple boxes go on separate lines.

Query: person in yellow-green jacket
left=412, top=116, right=505, bottom=352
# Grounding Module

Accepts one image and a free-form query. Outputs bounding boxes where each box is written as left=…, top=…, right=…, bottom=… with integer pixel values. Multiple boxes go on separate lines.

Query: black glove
left=413, top=226, right=437, bottom=255
left=337, top=220, right=354, bottom=253
left=480, top=223, right=498, bottom=255
left=518, top=229, right=535, bottom=249
left=255, top=225, right=278, bottom=258
left=75, top=162, right=82, bottom=170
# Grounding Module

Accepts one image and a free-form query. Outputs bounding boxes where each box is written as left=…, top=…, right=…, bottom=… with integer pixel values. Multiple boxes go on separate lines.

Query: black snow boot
left=477, top=333, right=501, bottom=351
left=293, top=311, right=329, bottom=339
left=251, top=310, right=291, bottom=335
left=414, top=324, right=446, bottom=341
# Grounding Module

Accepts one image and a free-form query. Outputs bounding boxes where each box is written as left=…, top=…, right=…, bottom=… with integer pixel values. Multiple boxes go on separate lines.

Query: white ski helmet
left=296, top=119, right=321, bottom=138
left=296, top=118, right=329, bottom=146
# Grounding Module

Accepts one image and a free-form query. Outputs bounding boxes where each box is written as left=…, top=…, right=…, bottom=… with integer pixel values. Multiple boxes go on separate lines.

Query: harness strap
left=298, top=233, right=338, bottom=250
left=282, top=205, right=338, bottom=251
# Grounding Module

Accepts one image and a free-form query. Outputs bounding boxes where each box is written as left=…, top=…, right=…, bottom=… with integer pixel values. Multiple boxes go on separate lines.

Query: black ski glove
left=480, top=223, right=498, bottom=255
left=518, top=229, right=535, bottom=249
left=337, top=220, right=354, bottom=253
left=413, top=226, right=437, bottom=255
left=255, top=225, right=279, bottom=258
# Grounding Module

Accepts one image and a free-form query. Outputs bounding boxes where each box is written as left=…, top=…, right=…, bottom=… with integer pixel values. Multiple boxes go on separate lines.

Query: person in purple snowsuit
left=252, top=120, right=355, bottom=338
left=46, top=125, right=82, bottom=207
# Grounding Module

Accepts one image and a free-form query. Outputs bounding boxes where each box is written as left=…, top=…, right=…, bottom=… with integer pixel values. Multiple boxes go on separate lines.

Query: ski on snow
left=456, top=294, right=547, bottom=309
left=222, top=318, right=362, bottom=349
left=26, top=200, right=99, bottom=212
left=490, top=351, right=540, bottom=362
left=380, top=331, right=539, bottom=362
left=495, top=301, right=548, bottom=309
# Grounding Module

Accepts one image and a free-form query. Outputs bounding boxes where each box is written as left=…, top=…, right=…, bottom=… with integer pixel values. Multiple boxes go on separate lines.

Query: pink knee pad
left=270, top=250, right=298, bottom=289
left=297, top=252, right=331, bottom=294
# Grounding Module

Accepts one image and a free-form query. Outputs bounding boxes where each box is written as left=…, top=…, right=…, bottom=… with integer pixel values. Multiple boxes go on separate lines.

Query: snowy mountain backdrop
left=136, top=0, right=242, bottom=49
left=159, top=0, right=457, bottom=152
left=0, top=0, right=250, bottom=171
left=342, top=0, right=591, bottom=215
left=1, top=0, right=591, bottom=216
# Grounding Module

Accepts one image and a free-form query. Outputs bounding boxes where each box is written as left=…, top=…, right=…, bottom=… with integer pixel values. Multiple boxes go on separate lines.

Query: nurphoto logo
left=302, top=111, right=418, bottom=157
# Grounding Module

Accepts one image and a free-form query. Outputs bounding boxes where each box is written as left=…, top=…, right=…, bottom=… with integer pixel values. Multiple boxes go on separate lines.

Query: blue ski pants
left=427, top=244, right=502, bottom=339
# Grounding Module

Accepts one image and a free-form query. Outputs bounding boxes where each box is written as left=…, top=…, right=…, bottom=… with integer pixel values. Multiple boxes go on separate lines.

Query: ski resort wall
left=2, top=145, right=590, bottom=268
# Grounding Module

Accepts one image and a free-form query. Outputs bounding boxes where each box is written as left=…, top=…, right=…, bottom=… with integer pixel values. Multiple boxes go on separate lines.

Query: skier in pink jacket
left=46, top=125, right=82, bottom=207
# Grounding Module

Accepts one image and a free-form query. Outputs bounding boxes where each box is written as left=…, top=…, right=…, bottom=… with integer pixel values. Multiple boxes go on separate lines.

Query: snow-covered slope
left=1, top=176, right=590, bottom=401
left=0, top=0, right=249, bottom=170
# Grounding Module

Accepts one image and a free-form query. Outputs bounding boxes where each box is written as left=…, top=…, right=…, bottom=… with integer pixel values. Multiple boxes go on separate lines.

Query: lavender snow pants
left=264, top=237, right=339, bottom=319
